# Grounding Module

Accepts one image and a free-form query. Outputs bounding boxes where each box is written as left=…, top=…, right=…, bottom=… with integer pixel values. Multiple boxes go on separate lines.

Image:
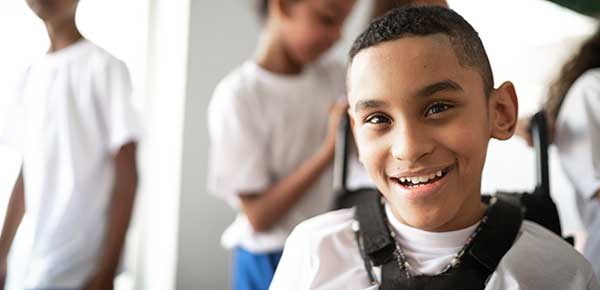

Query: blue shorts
left=28, top=289, right=77, bottom=290
left=232, top=247, right=283, bottom=290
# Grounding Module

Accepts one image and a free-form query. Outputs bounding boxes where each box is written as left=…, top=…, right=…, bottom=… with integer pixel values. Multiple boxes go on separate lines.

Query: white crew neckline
left=43, top=38, right=91, bottom=64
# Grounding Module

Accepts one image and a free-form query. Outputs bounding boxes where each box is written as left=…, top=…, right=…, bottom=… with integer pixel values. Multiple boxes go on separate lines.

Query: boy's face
left=281, top=0, right=356, bottom=64
left=347, top=34, right=517, bottom=232
left=26, top=0, right=78, bottom=22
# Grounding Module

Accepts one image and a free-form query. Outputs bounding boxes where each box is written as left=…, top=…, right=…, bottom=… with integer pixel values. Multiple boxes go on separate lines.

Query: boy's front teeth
left=403, top=170, right=444, bottom=185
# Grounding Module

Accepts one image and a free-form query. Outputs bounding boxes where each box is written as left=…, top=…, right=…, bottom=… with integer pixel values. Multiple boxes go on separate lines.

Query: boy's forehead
left=347, top=34, right=475, bottom=105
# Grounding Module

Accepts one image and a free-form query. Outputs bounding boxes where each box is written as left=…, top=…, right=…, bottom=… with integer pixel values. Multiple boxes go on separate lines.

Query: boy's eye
left=425, top=102, right=452, bottom=117
left=365, top=114, right=391, bottom=125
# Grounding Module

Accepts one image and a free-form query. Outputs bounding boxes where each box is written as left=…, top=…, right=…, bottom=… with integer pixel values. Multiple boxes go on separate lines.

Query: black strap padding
left=354, top=190, right=396, bottom=266
left=468, top=196, right=523, bottom=272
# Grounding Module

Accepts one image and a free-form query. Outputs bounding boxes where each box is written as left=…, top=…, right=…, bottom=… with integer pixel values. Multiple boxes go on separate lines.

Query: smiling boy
left=269, top=6, right=599, bottom=290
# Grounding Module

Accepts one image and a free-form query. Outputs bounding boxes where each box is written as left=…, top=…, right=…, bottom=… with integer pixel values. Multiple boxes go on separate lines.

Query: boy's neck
left=254, top=28, right=304, bottom=75
left=390, top=197, right=487, bottom=233
left=45, top=18, right=83, bottom=53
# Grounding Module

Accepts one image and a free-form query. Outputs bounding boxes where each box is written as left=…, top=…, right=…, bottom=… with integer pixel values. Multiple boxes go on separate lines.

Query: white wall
left=175, top=1, right=259, bottom=288
left=134, top=0, right=191, bottom=289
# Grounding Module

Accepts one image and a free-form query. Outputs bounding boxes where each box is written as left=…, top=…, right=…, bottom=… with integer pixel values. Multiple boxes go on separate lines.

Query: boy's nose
left=390, top=125, right=434, bottom=163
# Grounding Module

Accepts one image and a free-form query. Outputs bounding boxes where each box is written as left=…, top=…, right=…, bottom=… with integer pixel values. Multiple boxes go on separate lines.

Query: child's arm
left=240, top=102, right=347, bottom=233
left=240, top=143, right=334, bottom=232
left=83, top=142, right=138, bottom=290
left=0, top=169, right=25, bottom=290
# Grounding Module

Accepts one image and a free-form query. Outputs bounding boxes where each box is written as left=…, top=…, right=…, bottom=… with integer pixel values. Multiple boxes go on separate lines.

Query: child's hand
left=82, top=273, right=114, bottom=290
left=515, top=116, right=534, bottom=147
left=323, top=100, right=349, bottom=155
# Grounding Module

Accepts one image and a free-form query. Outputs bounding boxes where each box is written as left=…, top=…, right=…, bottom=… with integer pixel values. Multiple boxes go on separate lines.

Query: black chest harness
left=353, top=191, right=523, bottom=290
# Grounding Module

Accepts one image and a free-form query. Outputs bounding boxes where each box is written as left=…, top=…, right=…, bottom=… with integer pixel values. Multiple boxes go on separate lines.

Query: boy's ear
left=489, top=81, right=519, bottom=140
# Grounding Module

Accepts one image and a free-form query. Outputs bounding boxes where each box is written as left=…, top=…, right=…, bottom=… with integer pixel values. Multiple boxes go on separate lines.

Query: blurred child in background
left=206, top=0, right=356, bottom=289
left=0, top=1, right=140, bottom=289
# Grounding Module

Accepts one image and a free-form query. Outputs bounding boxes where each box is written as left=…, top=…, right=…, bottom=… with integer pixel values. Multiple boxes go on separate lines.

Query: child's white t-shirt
left=554, top=68, right=600, bottom=279
left=207, top=59, right=346, bottom=253
left=0, top=39, right=141, bottom=289
left=269, top=208, right=600, bottom=290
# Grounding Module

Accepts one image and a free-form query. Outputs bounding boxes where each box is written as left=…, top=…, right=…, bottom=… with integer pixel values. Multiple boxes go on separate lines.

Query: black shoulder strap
left=354, top=191, right=396, bottom=266
left=468, top=196, right=523, bottom=273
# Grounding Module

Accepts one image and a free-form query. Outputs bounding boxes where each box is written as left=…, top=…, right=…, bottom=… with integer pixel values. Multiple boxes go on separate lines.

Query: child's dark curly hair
left=350, top=6, right=494, bottom=96
left=545, top=25, right=600, bottom=120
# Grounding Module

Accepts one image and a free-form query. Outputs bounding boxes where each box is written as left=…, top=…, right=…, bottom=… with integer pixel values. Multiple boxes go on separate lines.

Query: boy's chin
left=297, top=53, right=323, bottom=66
left=296, top=46, right=331, bottom=65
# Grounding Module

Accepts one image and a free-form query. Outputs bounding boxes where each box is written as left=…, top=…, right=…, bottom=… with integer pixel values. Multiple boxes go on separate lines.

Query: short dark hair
left=349, top=6, right=494, bottom=96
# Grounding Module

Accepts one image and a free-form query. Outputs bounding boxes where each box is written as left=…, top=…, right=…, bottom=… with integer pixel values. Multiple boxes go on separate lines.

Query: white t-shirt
left=269, top=208, right=600, bottom=290
left=554, top=68, right=600, bottom=280
left=207, top=59, right=346, bottom=253
left=0, top=39, right=141, bottom=289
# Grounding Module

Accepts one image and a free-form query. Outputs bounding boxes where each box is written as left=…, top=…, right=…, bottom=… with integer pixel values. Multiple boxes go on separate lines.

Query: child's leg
left=232, top=247, right=283, bottom=290
left=27, top=289, right=79, bottom=290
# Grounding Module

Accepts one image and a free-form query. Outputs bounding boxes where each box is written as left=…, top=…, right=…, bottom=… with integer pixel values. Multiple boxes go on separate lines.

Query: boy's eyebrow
left=415, top=80, right=463, bottom=98
left=353, top=80, right=463, bottom=113
left=354, top=100, right=388, bottom=113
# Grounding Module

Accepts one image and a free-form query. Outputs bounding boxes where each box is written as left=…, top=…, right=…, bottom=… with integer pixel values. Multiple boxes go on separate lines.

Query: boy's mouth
left=390, top=166, right=452, bottom=189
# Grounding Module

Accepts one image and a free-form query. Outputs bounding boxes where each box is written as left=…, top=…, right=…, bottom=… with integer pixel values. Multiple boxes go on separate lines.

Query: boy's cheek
left=449, top=139, right=487, bottom=193
left=356, top=142, right=377, bottom=169
left=438, top=118, right=489, bottom=154
left=356, top=139, right=390, bottom=182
